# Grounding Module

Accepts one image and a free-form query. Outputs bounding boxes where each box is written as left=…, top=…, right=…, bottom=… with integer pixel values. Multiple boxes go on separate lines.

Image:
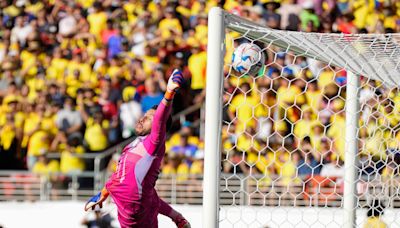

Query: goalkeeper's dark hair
left=151, top=105, right=173, bottom=132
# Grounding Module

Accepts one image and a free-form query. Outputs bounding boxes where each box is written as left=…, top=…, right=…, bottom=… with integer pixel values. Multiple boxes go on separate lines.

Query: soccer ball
left=231, top=43, right=265, bottom=76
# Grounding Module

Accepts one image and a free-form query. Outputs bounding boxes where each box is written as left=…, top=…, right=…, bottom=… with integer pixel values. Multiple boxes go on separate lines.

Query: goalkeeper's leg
left=158, top=198, right=191, bottom=228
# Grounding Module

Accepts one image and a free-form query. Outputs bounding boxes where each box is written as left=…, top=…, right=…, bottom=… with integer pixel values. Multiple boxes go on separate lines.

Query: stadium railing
left=0, top=135, right=133, bottom=202
left=1, top=171, right=399, bottom=208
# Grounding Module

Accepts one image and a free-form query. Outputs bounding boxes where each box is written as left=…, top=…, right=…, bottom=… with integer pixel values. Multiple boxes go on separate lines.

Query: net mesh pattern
left=226, top=13, right=400, bottom=87
left=219, top=13, right=400, bottom=228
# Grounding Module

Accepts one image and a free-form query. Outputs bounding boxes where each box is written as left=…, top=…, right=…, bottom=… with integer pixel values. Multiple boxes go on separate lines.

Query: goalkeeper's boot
left=84, top=187, right=109, bottom=211
left=175, top=217, right=191, bottom=228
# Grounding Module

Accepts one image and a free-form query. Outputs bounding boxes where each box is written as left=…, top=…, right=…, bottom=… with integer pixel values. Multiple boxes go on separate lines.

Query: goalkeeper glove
left=165, top=69, right=184, bottom=101
left=84, top=187, right=109, bottom=211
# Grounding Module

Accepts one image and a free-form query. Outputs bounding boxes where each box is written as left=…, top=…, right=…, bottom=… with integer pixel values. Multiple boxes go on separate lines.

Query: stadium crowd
left=220, top=0, right=400, bottom=188
left=0, top=0, right=399, bottom=191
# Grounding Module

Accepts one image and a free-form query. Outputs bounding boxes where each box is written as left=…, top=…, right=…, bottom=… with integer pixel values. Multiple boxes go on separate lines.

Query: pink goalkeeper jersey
left=105, top=102, right=171, bottom=227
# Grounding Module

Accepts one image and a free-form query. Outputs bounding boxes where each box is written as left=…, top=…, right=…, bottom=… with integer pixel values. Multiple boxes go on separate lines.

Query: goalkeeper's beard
left=134, top=109, right=155, bottom=136
left=135, top=122, right=151, bottom=136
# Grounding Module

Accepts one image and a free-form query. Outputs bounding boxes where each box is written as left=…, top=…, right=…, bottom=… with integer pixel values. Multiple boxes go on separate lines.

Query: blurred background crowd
left=0, top=0, right=399, bottom=189
left=221, top=0, right=400, bottom=189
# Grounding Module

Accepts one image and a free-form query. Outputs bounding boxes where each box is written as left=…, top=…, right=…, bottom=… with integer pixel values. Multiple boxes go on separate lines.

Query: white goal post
left=204, top=7, right=400, bottom=228
left=204, top=7, right=225, bottom=228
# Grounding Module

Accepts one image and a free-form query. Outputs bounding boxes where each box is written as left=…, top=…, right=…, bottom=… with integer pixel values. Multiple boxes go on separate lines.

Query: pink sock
left=159, top=198, right=184, bottom=222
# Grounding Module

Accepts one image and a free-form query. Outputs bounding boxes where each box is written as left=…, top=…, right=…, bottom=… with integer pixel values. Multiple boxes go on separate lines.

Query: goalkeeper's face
left=135, top=109, right=155, bottom=136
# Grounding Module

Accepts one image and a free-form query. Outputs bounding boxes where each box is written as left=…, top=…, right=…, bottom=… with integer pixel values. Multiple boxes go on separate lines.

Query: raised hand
left=167, top=69, right=184, bottom=92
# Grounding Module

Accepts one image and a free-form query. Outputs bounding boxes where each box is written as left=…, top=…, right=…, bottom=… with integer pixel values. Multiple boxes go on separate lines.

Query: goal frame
left=203, top=7, right=359, bottom=228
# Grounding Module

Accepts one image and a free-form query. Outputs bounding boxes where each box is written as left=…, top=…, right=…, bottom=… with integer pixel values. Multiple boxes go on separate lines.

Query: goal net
left=204, top=7, right=400, bottom=228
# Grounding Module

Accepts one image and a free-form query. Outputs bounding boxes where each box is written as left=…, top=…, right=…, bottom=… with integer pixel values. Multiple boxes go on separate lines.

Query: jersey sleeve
left=143, top=101, right=172, bottom=155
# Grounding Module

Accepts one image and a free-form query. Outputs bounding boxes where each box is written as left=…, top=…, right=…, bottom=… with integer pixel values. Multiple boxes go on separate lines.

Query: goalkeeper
left=85, top=69, right=190, bottom=228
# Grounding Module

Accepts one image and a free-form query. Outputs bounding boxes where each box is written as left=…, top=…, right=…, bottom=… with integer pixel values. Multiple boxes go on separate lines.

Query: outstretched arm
left=158, top=197, right=190, bottom=227
left=143, top=69, right=184, bottom=155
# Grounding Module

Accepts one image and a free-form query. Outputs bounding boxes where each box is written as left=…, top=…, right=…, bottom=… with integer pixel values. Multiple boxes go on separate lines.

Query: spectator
left=87, top=2, right=108, bottom=40
left=262, top=0, right=281, bottom=29
left=236, top=125, right=261, bottom=149
left=187, top=149, right=204, bottom=203
left=107, top=27, right=125, bottom=59
left=142, top=46, right=161, bottom=77
left=297, top=137, right=322, bottom=177
left=10, top=16, right=32, bottom=47
left=319, top=137, right=335, bottom=160
left=32, top=152, right=59, bottom=179
left=278, top=0, right=302, bottom=30
left=305, top=80, right=321, bottom=114
left=190, top=149, right=204, bottom=177
left=162, top=153, right=180, bottom=176
left=167, top=121, right=200, bottom=152
left=48, top=48, right=68, bottom=83
left=299, top=1, right=320, bottom=31
left=170, top=132, right=198, bottom=166
left=314, top=0, right=336, bottom=17
left=254, top=85, right=274, bottom=140
left=363, top=200, right=387, bottom=228
left=176, top=157, right=190, bottom=183
left=162, top=152, right=190, bottom=183
left=336, top=13, right=357, bottom=34
left=327, top=99, right=346, bottom=160
left=294, top=105, right=313, bottom=143
left=336, top=0, right=351, bottom=15
left=320, top=157, right=344, bottom=181
left=120, top=87, right=142, bottom=139
left=188, top=43, right=207, bottom=103
left=275, top=149, right=299, bottom=186
left=0, top=64, right=16, bottom=95
left=248, top=6, right=267, bottom=26
left=82, top=111, right=109, bottom=152
left=194, top=14, right=208, bottom=46
left=247, top=148, right=274, bottom=187
left=58, top=5, right=77, bottom=37
left=0, top=112, right=18, bottom=169
left=52, top=97, right=83, bottom=151
left=60, top=136, right=85, bottom=175
left=158, top=6, right=183, bottom=39
left=228, top=81, right=259, bottom=134
left=99, top=77, right=122, bottom=109
left=131, top=23, right=155, bottom=57
left=310, top=121, right=325, bottom=153
left=224, top=150, right=249, bottom=175
left=26, top=104, right=51, bottom=169
left=101, top=20, right=118, bottom=45
left=140, top=78, right=164, bottom=113
left=382, top=148, right=400, bottom=178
